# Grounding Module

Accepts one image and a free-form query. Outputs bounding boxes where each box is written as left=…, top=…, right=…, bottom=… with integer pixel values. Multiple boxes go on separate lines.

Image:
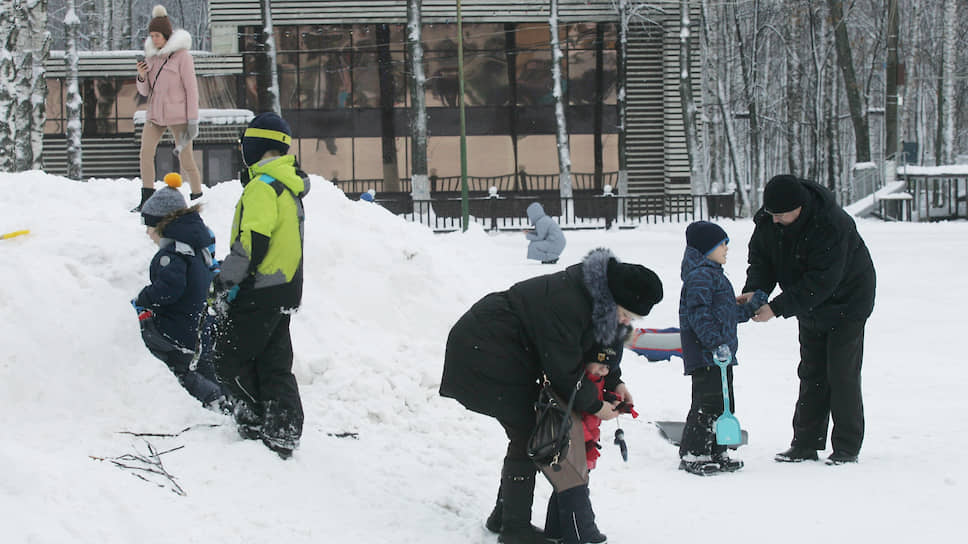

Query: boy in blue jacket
left=134, top=173, right=228, bottom=410
left=678, top=221, right=766, bottom=475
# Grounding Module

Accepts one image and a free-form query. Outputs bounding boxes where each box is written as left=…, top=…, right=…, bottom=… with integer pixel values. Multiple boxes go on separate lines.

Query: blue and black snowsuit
left=135, top=209, right=225, bottom=405
left=677, top=245, right=765, bottom=459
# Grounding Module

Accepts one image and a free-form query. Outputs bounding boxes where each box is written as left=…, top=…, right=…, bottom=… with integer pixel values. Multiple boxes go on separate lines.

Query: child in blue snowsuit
left=678, top=221, right=767, bottom=475
left=133, top=173, right=228, bottom=410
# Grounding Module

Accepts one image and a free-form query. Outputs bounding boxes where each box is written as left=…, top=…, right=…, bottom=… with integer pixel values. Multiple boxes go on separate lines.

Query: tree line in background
left=1, top=0, right=965, bottom=218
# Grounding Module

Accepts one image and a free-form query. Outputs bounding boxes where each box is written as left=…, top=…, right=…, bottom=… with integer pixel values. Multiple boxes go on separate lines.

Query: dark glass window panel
left=566, top=23, right=599, bottom=49
left=462, top=23, right=504, bottom=51
left=116, top=80, right=139, bottom=133
left=244, top=75, right=259, bottom=110
left=567, top=50, right=617, bottom=106
left=601, top=23, right=617, bottom=49
left=45, top=79, right=64, bottom=133
left=463, top=51, right=509, bottom=106
left=353, top=52, right=380, bottom=108
left=199, top=75, right=239, bottom=109
left=515, top=23, right=551, bottom=49
left=275, top=25, right=300, bottom=52
left=422, top=23, right=456, bottom=51
left=425, top=48, right=459, bottom=107
left=516, top=51, right=554, bottom=106
left=277, top=52, right=299, bottom=109
left=240, top=26, right=260, bottom=52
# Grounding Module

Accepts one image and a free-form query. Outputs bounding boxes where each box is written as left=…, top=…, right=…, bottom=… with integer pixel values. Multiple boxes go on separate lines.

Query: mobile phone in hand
left=136, top=54, right=145, bottom=64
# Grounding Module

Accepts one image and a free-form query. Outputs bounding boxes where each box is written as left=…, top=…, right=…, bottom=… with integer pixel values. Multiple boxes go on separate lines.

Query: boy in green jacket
left=213, top=112, right=310, bottom=459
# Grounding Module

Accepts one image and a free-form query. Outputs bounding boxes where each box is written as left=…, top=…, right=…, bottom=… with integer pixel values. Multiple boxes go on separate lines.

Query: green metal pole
left=457, top=0, right=469, bottom=231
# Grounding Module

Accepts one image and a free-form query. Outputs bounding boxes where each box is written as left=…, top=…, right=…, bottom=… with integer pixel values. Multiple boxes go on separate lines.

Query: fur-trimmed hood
left=581, top=247, right=627, bottom=345
left=144, top=28, right=192, bottom=58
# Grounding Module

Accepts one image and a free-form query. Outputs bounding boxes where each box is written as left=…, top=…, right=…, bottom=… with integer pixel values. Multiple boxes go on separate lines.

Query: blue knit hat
left=686, top=221, right=729, bottom=256
left=242, top=112, right=292, bottom=166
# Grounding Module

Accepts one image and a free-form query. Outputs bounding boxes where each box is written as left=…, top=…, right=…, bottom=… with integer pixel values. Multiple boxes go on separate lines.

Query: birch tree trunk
left=549, top=0, right=572, bottom=202
left=259, top=0, right=281, bottom=114
left=0, top=0, right=48, bottom=172
left=679, top=0, right=706, bottom=195
left=616, top=0, right=629, bottom=198
left=407, top=0, right=430, bottom=201
left=940, top=0, right=957, bottom=164
left=65, top=0, right=82, bottom=180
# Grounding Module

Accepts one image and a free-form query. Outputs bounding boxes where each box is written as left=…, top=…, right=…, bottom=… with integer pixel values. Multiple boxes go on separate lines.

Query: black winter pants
left=140, top=316, right=223, bottom=405
left=215, top=306, right=304, bottom=443
left=791, top=318, right=866, bottom=456
left=679, top=365, right=735, bottom=458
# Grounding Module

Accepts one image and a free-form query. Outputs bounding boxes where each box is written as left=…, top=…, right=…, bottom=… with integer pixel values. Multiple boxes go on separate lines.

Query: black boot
left=557, top=485, right=607, bottom=544
left=131, top=187, right=155, bottom=213
left=544, top=492, right=562, bottom=543
left=485, top=487, right=503, bottom=533
left=497, top=459, right=545, bottom=544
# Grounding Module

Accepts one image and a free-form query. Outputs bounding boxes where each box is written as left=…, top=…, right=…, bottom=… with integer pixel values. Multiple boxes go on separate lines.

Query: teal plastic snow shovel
left=713, top=345, right=742, bottom=446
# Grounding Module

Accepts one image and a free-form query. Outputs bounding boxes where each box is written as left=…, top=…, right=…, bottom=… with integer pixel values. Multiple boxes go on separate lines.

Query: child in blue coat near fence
left=133, top=173, right=228, bottom=411
left=678, top=221, right=767, bottom=476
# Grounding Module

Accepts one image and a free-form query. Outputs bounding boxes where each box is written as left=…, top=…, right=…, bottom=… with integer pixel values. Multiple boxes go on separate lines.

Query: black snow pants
left=679, top=364, right=735, bottom=459
left=215, top=305, right=304, bottom=446
left=140, top=315, right=224, bottom=405
left=791, top=318, right=866, bottom=456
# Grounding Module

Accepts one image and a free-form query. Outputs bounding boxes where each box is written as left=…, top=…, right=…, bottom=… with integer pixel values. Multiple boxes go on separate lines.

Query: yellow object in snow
left=0, top=229, right=30, bottom=240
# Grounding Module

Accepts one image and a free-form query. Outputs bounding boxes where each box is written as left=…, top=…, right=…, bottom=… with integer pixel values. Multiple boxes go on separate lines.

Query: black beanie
left=686, top=221, right=729, bottom=256
left=585, top=337, right=626, bottom=369
left=763, top=175, right=806, bottom=213
left=606, top=258, right=663, bottom=316
left=242, top=112, right=292, bottom=166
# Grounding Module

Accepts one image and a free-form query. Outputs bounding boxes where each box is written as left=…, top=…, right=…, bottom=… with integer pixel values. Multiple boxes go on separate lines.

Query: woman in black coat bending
left=440, top=247, right=663, bottom=544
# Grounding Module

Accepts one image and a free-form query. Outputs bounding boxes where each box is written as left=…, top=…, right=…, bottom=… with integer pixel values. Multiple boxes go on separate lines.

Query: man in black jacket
left=441, top=248, right=662, bottom=544
left=740, top=174, right=875, bottom=465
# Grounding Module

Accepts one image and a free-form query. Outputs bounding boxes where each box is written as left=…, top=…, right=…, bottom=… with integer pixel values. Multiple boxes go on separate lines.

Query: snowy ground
left=0, top=171, right=963, bottom=543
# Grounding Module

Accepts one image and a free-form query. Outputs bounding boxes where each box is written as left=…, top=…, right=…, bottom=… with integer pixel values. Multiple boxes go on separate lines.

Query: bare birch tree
left=407, top=0, right=430, bottom=201
left=679, top=0, right=706, bottom=195
left=940, top=0, right=957, bottom=164
left=549, top=0, right=572, bottom=201
left=259, top=0, right=281, bottom=114
left=64, top=0, right=82, bottom=179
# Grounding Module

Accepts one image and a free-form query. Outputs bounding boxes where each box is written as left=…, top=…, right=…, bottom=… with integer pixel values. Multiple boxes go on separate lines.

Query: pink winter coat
left=137, top=29, right=199, bottom=127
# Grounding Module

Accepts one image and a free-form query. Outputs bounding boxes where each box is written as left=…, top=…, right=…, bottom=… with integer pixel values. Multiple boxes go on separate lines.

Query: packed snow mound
left=1, top=171, right=965, bottom=543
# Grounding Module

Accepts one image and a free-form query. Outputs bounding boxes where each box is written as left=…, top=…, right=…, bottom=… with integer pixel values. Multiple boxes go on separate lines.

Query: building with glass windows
left=211, top=0, right=701, bottom=197
left=42, top=0, right=700, bottom=198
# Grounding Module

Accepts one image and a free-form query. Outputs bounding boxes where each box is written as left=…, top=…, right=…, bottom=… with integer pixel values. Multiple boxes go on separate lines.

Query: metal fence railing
left=333, top=171, right=621, bottom=195
left=367, top=192, right=736, bottom=232
left=900, top=175, right=968, bottom=221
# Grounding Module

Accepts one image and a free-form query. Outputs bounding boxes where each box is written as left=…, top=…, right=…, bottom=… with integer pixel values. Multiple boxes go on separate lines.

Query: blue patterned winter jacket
left=678, top=246, right=766, bottom=375
left=135, top=211, right=216, bottom=349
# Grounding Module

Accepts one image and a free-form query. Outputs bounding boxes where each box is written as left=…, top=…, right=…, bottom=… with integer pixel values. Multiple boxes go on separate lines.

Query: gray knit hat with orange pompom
left=141, top=173, right=187, bottom=227
left=148, top=5, right=173, bottom=40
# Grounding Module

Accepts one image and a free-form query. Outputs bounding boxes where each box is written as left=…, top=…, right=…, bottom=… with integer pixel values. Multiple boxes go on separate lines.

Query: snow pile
left=0, top=171, right=964, bottom=543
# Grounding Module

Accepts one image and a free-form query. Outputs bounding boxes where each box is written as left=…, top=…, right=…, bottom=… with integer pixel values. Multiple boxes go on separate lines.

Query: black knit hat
left=686, top=221, right=729, bottom=256
left=585, top=337, right=626, bottom=369
left=148, top=5, right=173, bottom=40
left=763, top=175, right=807, bottom=213
left=242, top=112, right=293, bottom=166
left=606, top=258, right=663, bottom=316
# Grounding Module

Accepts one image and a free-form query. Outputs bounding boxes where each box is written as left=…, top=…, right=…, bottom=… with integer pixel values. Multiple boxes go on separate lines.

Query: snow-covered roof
left=897, top=165, right=968, bottom=176
left=133, top=109, right=255, bottom=125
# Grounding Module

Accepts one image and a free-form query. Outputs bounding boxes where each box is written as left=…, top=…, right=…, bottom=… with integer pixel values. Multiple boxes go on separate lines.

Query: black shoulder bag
left=527, top=375, right=582, bottom=471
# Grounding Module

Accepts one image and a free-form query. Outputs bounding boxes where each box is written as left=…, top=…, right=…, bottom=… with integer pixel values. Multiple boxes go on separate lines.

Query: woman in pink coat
left=133, top=5, right=202, bottom=212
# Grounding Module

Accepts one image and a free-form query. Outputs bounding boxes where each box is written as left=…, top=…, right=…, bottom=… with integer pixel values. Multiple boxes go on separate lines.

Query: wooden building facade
left=209, top=0, right=702, bottom=196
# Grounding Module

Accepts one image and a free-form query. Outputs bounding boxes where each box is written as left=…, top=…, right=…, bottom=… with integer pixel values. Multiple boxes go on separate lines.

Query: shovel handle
left=714, top=354, right=732, bottom=415
left=1, top=229, right=29, bottom=240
